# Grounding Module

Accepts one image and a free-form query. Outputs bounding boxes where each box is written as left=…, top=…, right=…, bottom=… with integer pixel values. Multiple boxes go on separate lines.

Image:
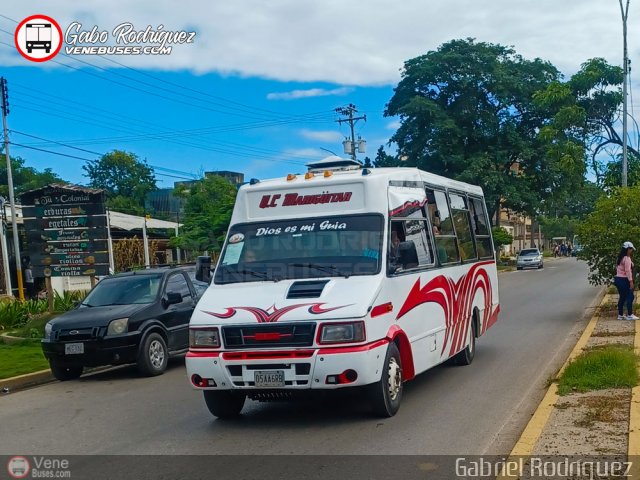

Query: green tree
left=83, top=150, right=156, bottom=211
left=385, top=38, right=585, bottom=224
left=539, top=216, right=579, bottom=241
left=575, top=187, right=640, bottom=285
left=0, top=155, right=62, bottom=198
left=601, top=153, right=640, bottom=190
left=107, top=195, right=145, bottom=216
left=540, top=180, right=602, bottom=219
left=373, top=145, right=397, bottom=168
left=571, top=58, right=638, bottom=181
left=171, top=175, right=237, bottom=254
left=491, top=226, right=513, bottom=251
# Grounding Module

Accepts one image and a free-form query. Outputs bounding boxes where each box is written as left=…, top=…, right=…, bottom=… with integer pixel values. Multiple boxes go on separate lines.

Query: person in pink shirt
left=615, top=241, right=638, bottom=320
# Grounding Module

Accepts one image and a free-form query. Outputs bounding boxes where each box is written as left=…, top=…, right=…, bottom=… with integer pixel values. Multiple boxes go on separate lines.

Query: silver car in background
left=516, top=248, right=544, bottom=270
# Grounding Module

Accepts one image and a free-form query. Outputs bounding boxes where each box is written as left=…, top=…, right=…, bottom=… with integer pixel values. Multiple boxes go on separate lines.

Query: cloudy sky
left=0, top=0, right=638, bottom=196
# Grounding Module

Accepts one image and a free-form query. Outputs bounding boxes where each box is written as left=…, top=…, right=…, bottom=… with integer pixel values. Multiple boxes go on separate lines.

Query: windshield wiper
left=237, top=268, right=279, bottom=282
left=81, top=302, right=94, bottom=308
left=290, top=263, right=350, bottom=278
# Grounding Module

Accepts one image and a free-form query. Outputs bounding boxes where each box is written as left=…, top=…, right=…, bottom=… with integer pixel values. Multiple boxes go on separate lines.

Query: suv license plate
left=254, top=370, right=285, bottom=388
left=65, top=343, right=84, bottom=355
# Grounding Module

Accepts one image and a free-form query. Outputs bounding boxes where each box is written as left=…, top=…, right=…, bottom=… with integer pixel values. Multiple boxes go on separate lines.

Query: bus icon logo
left=26, top=24, right=52, bottom=53
left=14, top=15, right=63, bottom=62
left=7, top=456, right=30, bottom=479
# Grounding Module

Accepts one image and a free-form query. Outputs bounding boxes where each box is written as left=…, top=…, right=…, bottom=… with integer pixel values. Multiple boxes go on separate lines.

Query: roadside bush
left=576, top=186, right=640, bottom=285
left=53, top=290, right=87, bottom=312
left=0, top=301, right=29, bottom=330
left=492, top=227, right=513, bottom=252
left=0, top=291, right=86, bottom=332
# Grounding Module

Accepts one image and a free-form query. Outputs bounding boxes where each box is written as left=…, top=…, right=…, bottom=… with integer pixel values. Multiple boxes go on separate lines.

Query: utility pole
left=1, top=77, right=24, bottom=300
left=335, top=104, right=366, bottom=161
left=620, top=0, right=630, bottom=187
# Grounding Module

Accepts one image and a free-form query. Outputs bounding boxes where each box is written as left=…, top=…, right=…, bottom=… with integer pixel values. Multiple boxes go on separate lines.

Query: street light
left=619, top=0, right=630, bottom=187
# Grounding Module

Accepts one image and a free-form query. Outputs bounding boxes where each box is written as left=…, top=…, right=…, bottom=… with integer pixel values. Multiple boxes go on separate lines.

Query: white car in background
left=516, top=248, right=543, bottom=270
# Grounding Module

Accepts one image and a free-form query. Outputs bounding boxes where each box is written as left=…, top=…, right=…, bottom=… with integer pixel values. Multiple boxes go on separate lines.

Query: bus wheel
left=369, top=342, right=403, bottom=417
left=203, top=390, right=246, bottom=419
left=454, top=318, right=477, bottom=366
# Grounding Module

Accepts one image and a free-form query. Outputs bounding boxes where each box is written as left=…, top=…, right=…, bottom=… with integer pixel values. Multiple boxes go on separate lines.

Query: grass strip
left=557, top=345, right=639, bottom=395
left=0, top=339, right=49, bottom=380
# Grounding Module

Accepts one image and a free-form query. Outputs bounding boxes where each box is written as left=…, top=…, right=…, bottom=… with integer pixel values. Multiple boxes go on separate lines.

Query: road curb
left=0, top=364, right=121, bottom=394
left=0, top=369, right=55, bottom=393
left=496, top=289, right=607, bottom=479
left=627, top=310, right=640, bottom=477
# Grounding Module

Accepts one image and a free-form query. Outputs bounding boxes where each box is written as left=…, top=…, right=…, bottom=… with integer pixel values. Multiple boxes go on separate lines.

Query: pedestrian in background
left=615, top=241, right=639, bottom=320
left=22, top=257, right=35, bottom=300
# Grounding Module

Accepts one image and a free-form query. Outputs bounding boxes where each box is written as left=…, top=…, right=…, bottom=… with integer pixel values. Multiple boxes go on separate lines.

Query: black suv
left=42, top=267, right=206, bottom=381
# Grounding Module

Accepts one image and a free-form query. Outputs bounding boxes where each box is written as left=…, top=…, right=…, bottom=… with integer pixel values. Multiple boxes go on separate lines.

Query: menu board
left=21, top=185, right=109, bottom=277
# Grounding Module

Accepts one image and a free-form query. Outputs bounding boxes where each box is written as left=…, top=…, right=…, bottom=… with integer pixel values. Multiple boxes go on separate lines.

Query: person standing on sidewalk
left=615, top=241, right=639, bottom=320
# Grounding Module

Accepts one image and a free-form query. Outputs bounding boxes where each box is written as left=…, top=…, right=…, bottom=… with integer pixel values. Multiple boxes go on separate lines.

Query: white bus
left=186, top=158, right=500, bottom=417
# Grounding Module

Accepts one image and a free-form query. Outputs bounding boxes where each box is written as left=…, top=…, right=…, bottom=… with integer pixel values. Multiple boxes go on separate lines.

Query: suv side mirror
left=164, top=291, right=182, bottom=308
left=195, top=256, right=212, bottom=283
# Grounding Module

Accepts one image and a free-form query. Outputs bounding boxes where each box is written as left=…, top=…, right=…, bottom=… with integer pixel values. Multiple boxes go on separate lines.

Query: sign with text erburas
left=21, top=184, right=109, bottom=277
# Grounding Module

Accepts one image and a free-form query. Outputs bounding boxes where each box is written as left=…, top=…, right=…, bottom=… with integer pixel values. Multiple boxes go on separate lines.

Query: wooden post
left=45, top=276, right=54, bottom=313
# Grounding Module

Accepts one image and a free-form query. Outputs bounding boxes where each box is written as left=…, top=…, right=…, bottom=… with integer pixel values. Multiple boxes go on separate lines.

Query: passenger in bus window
left=390, top=230, right=401, bottom=258
left=388, top=226, right=405, bottom=271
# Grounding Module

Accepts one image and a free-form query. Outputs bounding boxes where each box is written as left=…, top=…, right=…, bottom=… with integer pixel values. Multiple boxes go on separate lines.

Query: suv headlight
left=44, top=322, right=53, bottom=339
left=318, top=321, right=366, bottom=344
left=107, top=318, right=129, bottom=336
left=189, top=327, right=220, bottom=349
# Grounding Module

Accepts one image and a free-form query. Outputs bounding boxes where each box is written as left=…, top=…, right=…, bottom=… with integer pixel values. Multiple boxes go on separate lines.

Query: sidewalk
left=500, top=293, right=640, bottom=476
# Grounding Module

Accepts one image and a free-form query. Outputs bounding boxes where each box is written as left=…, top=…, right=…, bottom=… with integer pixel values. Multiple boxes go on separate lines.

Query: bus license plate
left=65, top=343, right=84, bottom=355
left=254, top=370, right=285, bottom=388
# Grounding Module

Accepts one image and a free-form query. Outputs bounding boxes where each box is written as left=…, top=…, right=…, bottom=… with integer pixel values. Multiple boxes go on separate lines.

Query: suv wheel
left=137, top=332, right=168, bottom=376
left=50, top=362, right=83, bottom=381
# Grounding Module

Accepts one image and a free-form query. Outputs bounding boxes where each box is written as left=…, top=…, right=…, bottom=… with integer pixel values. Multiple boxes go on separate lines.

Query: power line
left=9, top=96, right=309, bottom=165
left=0, top=22, right=334, bottom=166
left=9, top=142, right=196, bottom=181
left=9, top=130, right=201, bottom=179
left=0, top=13, right=332, bottom=122
left=0, top=31, right=333, bottom=125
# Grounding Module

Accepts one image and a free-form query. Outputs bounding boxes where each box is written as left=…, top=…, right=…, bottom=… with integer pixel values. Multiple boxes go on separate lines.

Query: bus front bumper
left=185, top=339, right=389, bottom=391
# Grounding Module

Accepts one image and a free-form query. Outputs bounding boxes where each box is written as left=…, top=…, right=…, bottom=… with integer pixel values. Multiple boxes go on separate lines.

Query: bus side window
left=448, top=193, right=478, bottom=262
left=470, top=197, right=494, bottom=259
left=427, top=189, right=460, bottom=265
left=425, top=190, right=441, bottom=236
left=388, top=219, right=434, bottom=274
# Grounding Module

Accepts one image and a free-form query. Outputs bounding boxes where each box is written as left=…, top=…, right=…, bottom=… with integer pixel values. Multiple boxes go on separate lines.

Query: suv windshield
left=520, top=249, right=539, bottom=256
left=214, top=214, right=383, bottom=284
left=82, top=274, right=162, bottom=306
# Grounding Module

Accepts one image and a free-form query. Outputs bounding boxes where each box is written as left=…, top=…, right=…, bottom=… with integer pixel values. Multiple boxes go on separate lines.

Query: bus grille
left=222, top=323, right=316, bottom=349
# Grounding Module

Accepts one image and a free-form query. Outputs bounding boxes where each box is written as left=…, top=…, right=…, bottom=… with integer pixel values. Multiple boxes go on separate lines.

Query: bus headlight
left=190, top=327, right=220, bottom=349
left=319, top=321, right=365, bottom=344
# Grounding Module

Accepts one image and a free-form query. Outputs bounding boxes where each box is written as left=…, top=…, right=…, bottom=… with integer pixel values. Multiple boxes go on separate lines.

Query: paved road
left=0, top=258, right=601, bottom=456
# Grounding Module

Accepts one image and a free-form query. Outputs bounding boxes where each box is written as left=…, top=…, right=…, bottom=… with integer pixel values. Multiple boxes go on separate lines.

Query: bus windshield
left=214, top=214, right=384, bottom=284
